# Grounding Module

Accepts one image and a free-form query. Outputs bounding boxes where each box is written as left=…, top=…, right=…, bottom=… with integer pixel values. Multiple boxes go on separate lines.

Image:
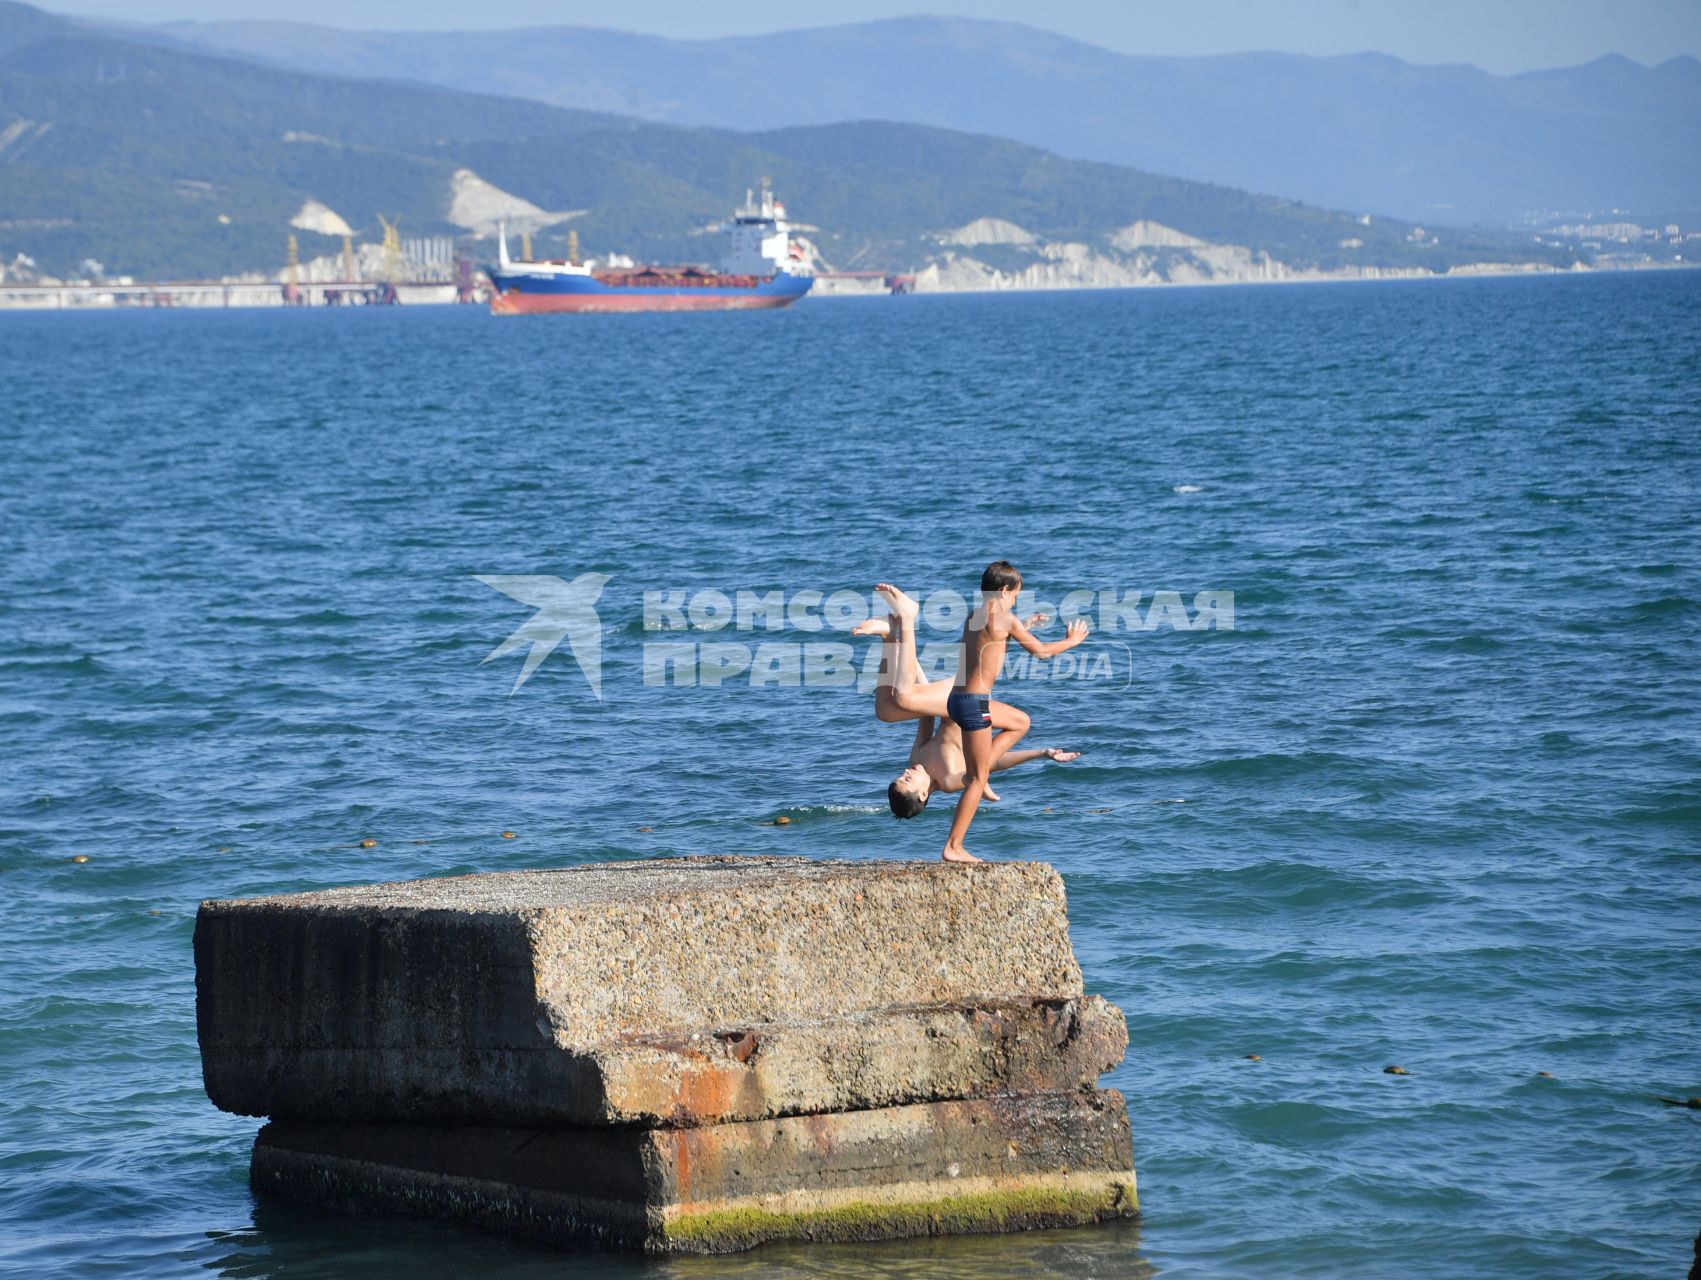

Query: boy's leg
left=969, top=701, right=1030, bottom=804
left=861, top=595, right=953, bottom=721
left=942, top=722, right=994, bottom=863
left=986, top=700, right=1032, bottom=768
left=858, top=617, right=908, bottom=722
left=885, top=587, right=967, bottom=718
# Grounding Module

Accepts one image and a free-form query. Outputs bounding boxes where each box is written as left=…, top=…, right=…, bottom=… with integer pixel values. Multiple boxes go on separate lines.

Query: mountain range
left=107, top=14, right=1701, bottom=227
left=0, top=2, right=1585, bottom=281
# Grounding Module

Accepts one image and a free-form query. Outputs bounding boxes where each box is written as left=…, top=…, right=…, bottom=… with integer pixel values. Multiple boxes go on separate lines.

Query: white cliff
left=939, top=217, right=1038, bottom=246
left=1109, top=221, right=1208, bottom=250
left=288, top=200, right=354, bottom=238
left=902, top=215, right=1561, bottom=294
left=446, top=169, right=584, bottom=239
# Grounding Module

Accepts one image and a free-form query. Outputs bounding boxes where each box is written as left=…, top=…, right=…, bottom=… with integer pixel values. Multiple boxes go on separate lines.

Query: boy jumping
left=858, top=584, right=1079, bottom=818
left=942, top=560, right=1088, bottom=862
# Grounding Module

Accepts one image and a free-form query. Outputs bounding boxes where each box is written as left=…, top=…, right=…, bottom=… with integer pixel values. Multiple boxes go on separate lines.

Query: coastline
left=4, top=259, right=1695, bottom=311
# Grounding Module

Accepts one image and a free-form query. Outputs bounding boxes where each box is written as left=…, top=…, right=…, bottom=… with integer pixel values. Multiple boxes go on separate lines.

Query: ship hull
left=487, top=268, right=812, bottom=315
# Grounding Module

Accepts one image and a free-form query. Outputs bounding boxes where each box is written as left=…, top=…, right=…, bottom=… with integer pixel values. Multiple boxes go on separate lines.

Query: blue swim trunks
left=946, top=690, right=992, bottom=733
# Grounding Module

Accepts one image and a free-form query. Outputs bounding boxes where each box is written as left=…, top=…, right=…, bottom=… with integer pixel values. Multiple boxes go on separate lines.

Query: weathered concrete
left=591, top=995, right=1128, bottom=1128
left=197, top=856, right=1085, bottom=1123
left=252, top=1089, right=1138, bottom=1254
left=200, top=855, right=1138, bottom=1253
left=200, top=994, right=1124, bottom=1127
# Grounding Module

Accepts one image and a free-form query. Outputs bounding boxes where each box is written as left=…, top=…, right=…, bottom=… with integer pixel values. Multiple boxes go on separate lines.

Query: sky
left=47, top=0, right=1701, bottom=74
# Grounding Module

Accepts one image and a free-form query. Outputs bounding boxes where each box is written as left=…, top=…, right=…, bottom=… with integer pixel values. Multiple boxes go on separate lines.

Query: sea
left=1, top=271, right=1697, bottom=1279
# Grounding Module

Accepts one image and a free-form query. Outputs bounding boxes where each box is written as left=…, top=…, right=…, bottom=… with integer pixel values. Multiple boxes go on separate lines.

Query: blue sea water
left=1, top=273, right=1698, bottom=1279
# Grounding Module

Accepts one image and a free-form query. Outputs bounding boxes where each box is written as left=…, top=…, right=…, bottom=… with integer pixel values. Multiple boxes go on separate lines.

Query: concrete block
left=251, top=1089, right=1139, bottom=1254
left=197, top=856, right=1086, bottom=1123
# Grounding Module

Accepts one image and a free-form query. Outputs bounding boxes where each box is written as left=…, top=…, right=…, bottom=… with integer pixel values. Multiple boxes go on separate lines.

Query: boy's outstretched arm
left=1010, top=616, right=1090, bottom=660
left=910, top=715, right=939, bottom=756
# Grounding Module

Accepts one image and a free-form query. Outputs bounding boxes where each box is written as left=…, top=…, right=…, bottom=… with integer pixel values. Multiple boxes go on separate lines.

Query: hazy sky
left=51, top=0, right=1701, bottom=74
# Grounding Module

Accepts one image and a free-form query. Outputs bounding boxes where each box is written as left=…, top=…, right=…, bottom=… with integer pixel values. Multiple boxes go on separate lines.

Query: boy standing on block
left=942, top=560, right=1088, bottom=862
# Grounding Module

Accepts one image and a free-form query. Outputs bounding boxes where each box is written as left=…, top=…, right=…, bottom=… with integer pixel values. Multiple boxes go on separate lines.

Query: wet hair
left=888, top=779, right=928, bottom=819
left=981, top=560, right=1023, bottom=594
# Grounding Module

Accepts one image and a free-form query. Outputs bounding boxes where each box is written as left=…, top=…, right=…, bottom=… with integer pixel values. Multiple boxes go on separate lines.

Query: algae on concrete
left=664, top=1181, right=1138, bottom=1253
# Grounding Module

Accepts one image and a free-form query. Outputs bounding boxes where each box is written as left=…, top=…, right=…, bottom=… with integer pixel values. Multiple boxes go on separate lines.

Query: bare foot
left=1044, top=748, right=1081, bottom=762
left=851, top=617, right=890, bottom=638
left=874, top=582, right=920, bottom=623
left=942, top=845, right=984, bottom=863
left=983, top=784, right=1001, bottom=802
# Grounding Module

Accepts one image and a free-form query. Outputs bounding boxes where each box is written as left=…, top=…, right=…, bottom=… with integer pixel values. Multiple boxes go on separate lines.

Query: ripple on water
left=1, top=275, right=1698, bottom=1279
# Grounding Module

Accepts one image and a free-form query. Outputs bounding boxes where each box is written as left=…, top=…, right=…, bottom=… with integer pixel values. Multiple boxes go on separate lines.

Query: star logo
left=477, top=572, right=612, bottom=697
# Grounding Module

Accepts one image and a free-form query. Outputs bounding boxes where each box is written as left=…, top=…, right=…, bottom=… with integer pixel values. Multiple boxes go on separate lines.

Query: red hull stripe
left=491, top=291, right=802, bottom=315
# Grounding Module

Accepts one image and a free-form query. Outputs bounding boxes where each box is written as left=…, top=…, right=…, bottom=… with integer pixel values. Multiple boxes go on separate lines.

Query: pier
left=0, top=280, right=481, bottom=310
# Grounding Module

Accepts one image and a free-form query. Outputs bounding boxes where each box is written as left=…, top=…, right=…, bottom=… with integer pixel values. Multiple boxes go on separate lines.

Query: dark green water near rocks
left=2, top=273, right=1697, bottom=1277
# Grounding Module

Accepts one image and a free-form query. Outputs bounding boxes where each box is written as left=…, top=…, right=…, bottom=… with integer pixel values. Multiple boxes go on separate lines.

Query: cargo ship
left=487, top=183, right=813, bottom=314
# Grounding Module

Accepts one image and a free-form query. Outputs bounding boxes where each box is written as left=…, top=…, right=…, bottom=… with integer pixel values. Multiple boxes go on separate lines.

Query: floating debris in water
left=1383, top=1065, right=1408, bottom=1075
left=1173, top=484, right=1204, bottom=494
left=501, top=832, right=517, bottom=839
left=216, top=847, right=231, bottom=854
